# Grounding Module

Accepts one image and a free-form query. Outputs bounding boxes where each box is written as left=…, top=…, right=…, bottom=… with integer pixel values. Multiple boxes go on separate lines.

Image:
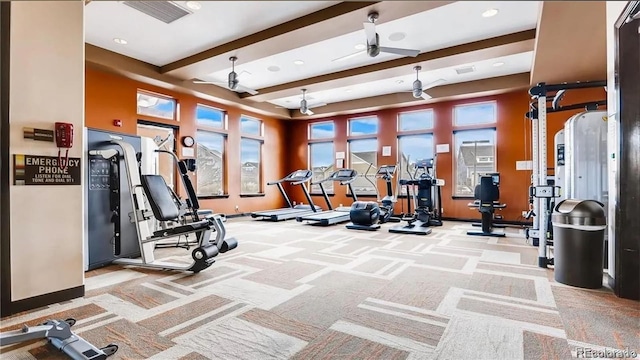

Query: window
left=309, top=122, right=335, bottom=139
left=453, top=129, right=496, bottom=196
left=398, top=134, right=434, bottom=193
left=348, top=116, right=378, bottom=136
left=349, top=138, right=378, bottom=195
left=240, top=116, right=262, bottom=136
left=309, top=142, right=335, bottom=194
left=453, top=102, right=497, bottom=126
left=196, top=131, right=225, bottom=196
left=137, top=123, right=176, bottom=190
left=398, top=110, right=434, bottom=131
left=196, top=104, right=225, bottom=129
left=240, top=138, right=262, bottom=194
left=137, top=91, right=176, bottom=120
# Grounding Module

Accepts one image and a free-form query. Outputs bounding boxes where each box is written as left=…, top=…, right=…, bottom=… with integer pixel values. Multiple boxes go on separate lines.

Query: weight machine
left=0, top=318, right=118, bottom=359
left=525, top=80, right=607, bottom=268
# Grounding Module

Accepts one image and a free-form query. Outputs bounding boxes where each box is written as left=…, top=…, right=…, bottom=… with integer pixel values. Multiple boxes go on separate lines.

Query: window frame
left=136, top=89, right=178, bottom=121
left=347, top=115, right=379, bottom=138
left=308, top=120, right=336, bottom=140
left=195, top=129, right=228, bottom=199
left=195, top=105, right=229, bottom=199
left=239, top=137, right=264, bottom=196
left=452, top=100, right=497, bottom=127
left=451, top=127, right=497, bottom=198
left=396, top=132, right=435, bottom=196
left=196, top=103, right=227, bottom=130
left=240, top=115, right=263, bottom=137
left=397, top=109, right=435, bottom=133
left=308, top=141, right=335, bottom=195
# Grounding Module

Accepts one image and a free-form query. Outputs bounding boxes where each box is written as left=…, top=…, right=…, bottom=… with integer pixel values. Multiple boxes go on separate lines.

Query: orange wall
left=85, top=66, right=288, bottom=214
left=285, top=88, right=607, bottom=222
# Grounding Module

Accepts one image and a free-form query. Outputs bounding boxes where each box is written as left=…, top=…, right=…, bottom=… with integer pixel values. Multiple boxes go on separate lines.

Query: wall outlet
left=522, top=210, right=528, bottom=217
left=441, top=208, right=444, bottom=214
left=235, top=205, right=239, bottom=211
left=293, top=201, right=297, bottom=206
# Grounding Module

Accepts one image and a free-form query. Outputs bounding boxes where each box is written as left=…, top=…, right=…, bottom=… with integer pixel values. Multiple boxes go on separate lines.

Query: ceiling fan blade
left=379, top=47, right=420, bottom=57
left=305, top=109, right=314, bottom=115
left=421, top=92, right=432, bottom=100
left=234, top=84, right=259, bottom=95
left=363, top=22, right=377, bottom=45
left=331, top=50, right=366, bottom=62
left=423, top=78, right=446, bottom=90
left=307, top=102, right=327, bottom=109
left=193, top=80, right=225, bottom=85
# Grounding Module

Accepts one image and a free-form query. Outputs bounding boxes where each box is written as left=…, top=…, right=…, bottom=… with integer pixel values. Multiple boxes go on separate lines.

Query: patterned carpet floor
left=1, top=218, right=638, bottom=360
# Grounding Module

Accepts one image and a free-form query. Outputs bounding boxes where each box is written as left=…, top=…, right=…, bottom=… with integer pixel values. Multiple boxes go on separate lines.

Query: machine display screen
left=377, top=165, right=396, bottom=174
left=292, top=170, right=309, bottom=178
left=491, top=174, right=500, bottom=185
left=337, top=170, right=354, bottom=178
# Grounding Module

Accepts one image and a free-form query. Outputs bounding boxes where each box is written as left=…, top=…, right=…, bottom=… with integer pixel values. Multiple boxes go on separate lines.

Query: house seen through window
left=453, top=129, right=496, bottom=196
left=309, top=142, right=335, bottom=194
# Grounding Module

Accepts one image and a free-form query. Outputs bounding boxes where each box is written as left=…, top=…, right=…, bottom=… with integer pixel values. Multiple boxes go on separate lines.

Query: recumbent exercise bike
left=346, top=164, right=401, bottom=231
left=467, top=173, right=506, bottom=237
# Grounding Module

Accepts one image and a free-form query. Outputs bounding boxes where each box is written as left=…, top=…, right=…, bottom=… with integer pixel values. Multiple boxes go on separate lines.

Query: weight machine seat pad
left=141, top=175, right=180, bottom=222
left=152, top=220, right=211, bottom=237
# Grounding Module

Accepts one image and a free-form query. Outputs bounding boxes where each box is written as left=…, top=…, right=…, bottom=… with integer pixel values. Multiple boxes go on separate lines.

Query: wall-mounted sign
left=13, top=154, right=81, bottom=185
left=23, top=127, right=54, bottom=142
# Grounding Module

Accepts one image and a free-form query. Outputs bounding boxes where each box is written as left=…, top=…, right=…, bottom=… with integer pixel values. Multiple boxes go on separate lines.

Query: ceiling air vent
left=455, top=66, right=476, bottom=75
left=123, top=1, right=191, bottom=24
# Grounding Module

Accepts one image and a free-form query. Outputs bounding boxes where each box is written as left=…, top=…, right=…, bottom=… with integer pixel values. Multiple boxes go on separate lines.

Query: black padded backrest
left=141, top=175, right=180, bottom=221
left=477, top=176, right=499, bottom=202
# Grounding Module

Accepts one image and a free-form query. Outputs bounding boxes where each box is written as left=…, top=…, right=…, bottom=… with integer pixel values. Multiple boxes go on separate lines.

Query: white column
left=9, top=1, right=85, bottom=301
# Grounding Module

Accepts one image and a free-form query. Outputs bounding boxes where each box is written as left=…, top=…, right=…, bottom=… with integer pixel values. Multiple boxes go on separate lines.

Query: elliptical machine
left=346, top=164, right=401, bottom=231
left=389, top=158, right=444, bottom=235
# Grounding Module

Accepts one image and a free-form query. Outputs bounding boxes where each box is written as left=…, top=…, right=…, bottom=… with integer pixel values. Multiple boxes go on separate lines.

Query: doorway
left=137, top=122, right=177, bottom=190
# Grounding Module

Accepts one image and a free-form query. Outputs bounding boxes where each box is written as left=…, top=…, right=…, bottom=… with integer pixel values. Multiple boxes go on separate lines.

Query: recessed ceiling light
left=354, top=44, right=366, bottom=50
left=293, top=60, right=305, bottom=65
left=267, top=65, right=280, bottom=72
left=396, top=79, right=404, bottom=84
left=493, top=61, right=505, bottom=67
left=482, top=8, right=499, bottom=18
left=388, top=32, right=406, bottom=42
left=185, top=1, right=201, bottom=10
left=113, top=38, right=127, bottom=45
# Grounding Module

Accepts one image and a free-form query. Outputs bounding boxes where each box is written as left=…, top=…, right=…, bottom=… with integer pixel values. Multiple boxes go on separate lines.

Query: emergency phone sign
left=13, top=154, right=82, bottom=185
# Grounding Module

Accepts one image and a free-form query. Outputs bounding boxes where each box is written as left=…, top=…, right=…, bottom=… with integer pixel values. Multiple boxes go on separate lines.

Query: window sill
left=311, top=193, right=335, bottom=197
left=452, top=195, right=475, bottom=200
left=240, top=193, right=265, bottom=198
left=198, top=194, right=230, bottom=199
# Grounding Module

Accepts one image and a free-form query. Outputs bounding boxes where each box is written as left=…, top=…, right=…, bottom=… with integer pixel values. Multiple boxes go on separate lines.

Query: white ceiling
left=84, top=1, right=338, bottom=66
left=84, top=1, right=541, bottom=110
left=270, top=51, right=534, bottom=109
left=203, top=1, right=539, bottom=89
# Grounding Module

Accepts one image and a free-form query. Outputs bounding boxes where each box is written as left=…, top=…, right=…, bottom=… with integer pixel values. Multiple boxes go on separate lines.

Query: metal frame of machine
left=296, top=169, right=359, bottom=226
left=526, top=80, right=606, bottom=268
left=250, top=169, right=321, bottom=221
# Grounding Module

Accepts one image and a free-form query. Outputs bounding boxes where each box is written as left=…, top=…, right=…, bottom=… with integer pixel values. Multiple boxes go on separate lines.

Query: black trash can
left=551, top=199, right=607, bottom=289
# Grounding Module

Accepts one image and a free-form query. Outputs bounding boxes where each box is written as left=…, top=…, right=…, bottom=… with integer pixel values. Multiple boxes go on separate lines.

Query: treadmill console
left=334, top=169, right=357, bottom=179
left=289, top=170, right=313, bottom=180
left=377, top=165, right=396, bottom=175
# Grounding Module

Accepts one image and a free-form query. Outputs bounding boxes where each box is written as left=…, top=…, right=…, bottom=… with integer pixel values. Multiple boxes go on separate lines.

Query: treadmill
left=296, top=169, right=358, bottom=226
left=250, top=169, right=321, bottom=221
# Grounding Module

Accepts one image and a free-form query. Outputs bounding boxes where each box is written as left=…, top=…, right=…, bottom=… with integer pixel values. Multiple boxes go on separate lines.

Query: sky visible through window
left=454, top=102, right=497, bottom=126
left=241, top=117, right=261, bottom=135
left=310, top=142, right=334, bottom=168
left=398, top=110, right=434, bottom=131
left=399, top=134, right=434, bottom=166
left=349, top=138, right=377, bottom=153
left=349, top=117, right=378, bottom=136
left=196, top=105, right=224, bottom=128
left=197, top=131, right=224, bottom=152
left=454, top=128, right=496, bottom=145
left=310, top=122, right=335, bottom=139
left=241, top=138, right=260, bottom=163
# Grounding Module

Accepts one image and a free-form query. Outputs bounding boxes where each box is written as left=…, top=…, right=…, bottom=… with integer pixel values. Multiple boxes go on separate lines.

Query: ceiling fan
left=332, top=11, right=421, bottom=62
left=411, top=66, right=446, bottom=99
left=193, top=56, right=259, bottom=95
left=300, top=89, right=327, bottom=115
